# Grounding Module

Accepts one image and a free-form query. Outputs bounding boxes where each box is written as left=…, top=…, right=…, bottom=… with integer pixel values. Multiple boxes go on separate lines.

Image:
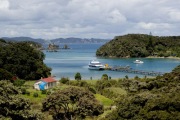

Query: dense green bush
left=60, top=77, right=69, bottom=84
left=101, top=74, right=108, bottom=80
left=104, top=65, right=180, bottom=120
left=21, top=88, right=27, bottom=95
left=88, top=86, right=96, bottom=94
left=41, top=90, right=47, bottom=94
left=26, top=91, right=30, bottom=96
left=75, top=72, right=81, bottom=80
left=0, top=41, right=51, bottom=80
left=33, top=92, right=39, bottom=97
left=79, top=81, right=88, bottom=87
left=13, top=79, right=25, bottom=86
left=42, top=87, right=104, bottom=119
left=0, top=68, right=13, bottom=80
left=0, top=81, right=44, bottom=119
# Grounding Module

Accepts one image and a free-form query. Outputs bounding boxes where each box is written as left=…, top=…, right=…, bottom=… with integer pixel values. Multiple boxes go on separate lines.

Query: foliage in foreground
left=104, top=65, right=180, bottom=120
left=0, top=81, right=44, bottom=120
left=42, top=87, right=104, bottom=120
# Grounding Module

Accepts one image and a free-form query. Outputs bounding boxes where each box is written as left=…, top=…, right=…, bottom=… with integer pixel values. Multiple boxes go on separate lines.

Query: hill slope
left=96, top=34, right=180, bottom=58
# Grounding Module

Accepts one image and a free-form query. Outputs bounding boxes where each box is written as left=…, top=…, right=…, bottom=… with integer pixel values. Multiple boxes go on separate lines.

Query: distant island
left=46, top=43, right=70, bottom=52
left=96, top=34, right=180, bottom=58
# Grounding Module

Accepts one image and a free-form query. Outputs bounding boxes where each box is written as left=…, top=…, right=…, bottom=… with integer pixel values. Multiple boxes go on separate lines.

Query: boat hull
left=88, top=66, right=105, bottom=70
left=134, top=61, right=144, bottom=64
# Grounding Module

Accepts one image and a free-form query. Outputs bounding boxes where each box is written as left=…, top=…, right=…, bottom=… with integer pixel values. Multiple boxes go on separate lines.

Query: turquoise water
left=44, top=43, right=180, bottom=80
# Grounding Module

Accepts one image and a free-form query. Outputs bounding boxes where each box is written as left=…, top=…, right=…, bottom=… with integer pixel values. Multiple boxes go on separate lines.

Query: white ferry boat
left=88, top=60, right=105, bottom=70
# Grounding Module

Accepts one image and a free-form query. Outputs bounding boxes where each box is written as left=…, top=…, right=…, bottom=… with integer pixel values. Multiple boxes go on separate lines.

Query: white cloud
left=107, top=9, right=127, bottom=24
left=168, top=9, right=180, bottom=22
left=137, top=22, right=171, bottom=30
left=0, top=0, right=180, bottom=39
left=0, top=0, right=9, bottom=9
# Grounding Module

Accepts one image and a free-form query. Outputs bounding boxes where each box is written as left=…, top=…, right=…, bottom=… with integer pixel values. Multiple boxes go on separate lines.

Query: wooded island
left=96, top=34, right=180, bottom=58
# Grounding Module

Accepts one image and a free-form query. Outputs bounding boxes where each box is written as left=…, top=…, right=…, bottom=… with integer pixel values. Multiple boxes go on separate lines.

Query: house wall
left=34, top=81, right=41, bottom=90
left=45, top=82, right=56, bottom=89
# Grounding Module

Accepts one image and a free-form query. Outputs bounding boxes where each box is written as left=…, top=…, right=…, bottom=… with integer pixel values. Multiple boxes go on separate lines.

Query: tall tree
left=42, top=87, right=104, bottom=119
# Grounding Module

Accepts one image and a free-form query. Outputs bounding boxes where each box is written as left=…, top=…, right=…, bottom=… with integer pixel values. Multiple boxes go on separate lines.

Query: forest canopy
left=96, top=34, right=180, bottom=58
left=0, top=40, right=51, bottom=80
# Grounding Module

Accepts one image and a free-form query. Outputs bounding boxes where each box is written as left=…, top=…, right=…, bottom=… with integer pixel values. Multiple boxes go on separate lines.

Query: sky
left=0, top=0, right=180, bottom=39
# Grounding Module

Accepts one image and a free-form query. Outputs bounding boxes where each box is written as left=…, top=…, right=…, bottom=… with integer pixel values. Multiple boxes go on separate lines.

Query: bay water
left=44, top=43, right=180, bottom=80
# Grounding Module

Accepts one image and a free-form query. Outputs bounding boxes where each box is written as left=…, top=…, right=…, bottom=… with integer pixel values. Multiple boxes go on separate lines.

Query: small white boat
left=88, top=60, right=105, bottom=70
left=133, top=60, right=144, bottom=64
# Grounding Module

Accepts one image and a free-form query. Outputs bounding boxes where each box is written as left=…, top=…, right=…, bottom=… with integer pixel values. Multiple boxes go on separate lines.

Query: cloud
left=107, top=9, right=127, bottom=24
left=137, top=22, right=171, bottom=30
left=0, top=0, right=179, bottom=39
left=0, top=0, right=9, bottom=9
left=168, top=9, right=180, bottom=22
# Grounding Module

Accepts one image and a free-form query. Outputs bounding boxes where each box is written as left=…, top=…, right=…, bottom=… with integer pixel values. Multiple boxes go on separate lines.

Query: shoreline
left=146, top=56, right=180, bottom=60
left=97, top=56, right=180, bottom=60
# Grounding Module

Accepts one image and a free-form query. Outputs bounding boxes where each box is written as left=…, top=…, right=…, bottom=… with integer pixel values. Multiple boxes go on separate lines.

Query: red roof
left=41, top=77, right=56, bottom=83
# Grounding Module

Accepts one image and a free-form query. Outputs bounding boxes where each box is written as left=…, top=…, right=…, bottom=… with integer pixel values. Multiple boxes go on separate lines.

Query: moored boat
left=133, top=60, right=144, bottom=64
left=88, top=60, right=105, bottom=70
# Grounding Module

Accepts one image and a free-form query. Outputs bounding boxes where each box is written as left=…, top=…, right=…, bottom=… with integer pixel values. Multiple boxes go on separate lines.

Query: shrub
left=101, top=74, right=108, bottom=80
left=88, top=86, right=96, bottom=94
left=125, top=75, right=129, bottom=79
left=69, top=81, right=79, bottom=86
left=21, top=88, right=27, bottom=95
left=134, top=76, right=140, bottom=80
left=75, top=72, right=81, bottom=80
left=41, top=90, right=47, bottom=94
left=60, top=77, right=69, bottom=84
left=46, top=90, right=51, bottom=95
left=13, top=79, right=25, bottom=86
left=26, top=91, right=30, bottom=96
left=0, top=68, right=13, bottom=80
left=109, top=80, right=118, bottom=86
left=79, top=81, right=88, bottom=87
left=33, top=92, right=39, bottom=97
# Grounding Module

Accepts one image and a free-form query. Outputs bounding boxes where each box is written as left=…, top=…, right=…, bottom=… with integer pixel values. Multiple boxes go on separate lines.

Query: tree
left=101, top=74, right=108, bottom=80
left=0, top=81, right=43, bottom=120
left=104, top=65, right=180, bottom=120
left=0, top=42, right=51, bottom=80
left=0, top=38, right=6, bottom=43
left=75, top=72, right=81, bottom=80
left=42, top=87, right=104, bottom=119
left=0, top=68, right=13, bottom=80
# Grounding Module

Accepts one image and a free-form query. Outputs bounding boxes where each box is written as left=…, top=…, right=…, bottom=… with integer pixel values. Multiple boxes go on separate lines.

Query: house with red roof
left=34, top=77, right=57, bottom=90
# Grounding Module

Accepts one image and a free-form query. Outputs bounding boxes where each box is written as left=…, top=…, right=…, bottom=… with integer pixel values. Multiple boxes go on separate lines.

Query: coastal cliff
left=96, top=34, right=180, bottom=58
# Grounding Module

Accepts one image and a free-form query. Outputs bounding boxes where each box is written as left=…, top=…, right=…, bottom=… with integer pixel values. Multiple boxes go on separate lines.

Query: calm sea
left=44, top=43, right=180, bottom=80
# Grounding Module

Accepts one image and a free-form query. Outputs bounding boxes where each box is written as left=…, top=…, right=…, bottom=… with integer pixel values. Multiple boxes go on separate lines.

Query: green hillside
left=96, top=34, right=180, bottom=58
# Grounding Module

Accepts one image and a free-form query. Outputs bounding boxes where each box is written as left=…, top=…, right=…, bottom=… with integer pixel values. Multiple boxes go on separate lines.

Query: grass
left=95, top=94, right=114, bottom=106
left=108, top=87, right=127, bottom=95
left=85, top=79, right=99, bottom=85
left=21, top=80, right=122, bottom=120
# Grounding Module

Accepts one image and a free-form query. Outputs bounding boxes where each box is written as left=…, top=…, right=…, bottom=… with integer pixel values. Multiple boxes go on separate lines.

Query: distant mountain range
left=2, top=37, right=45, bottom=44
left=1, top=37, right=110, bottom=44
left=51, top=37, right=110, bottom=44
